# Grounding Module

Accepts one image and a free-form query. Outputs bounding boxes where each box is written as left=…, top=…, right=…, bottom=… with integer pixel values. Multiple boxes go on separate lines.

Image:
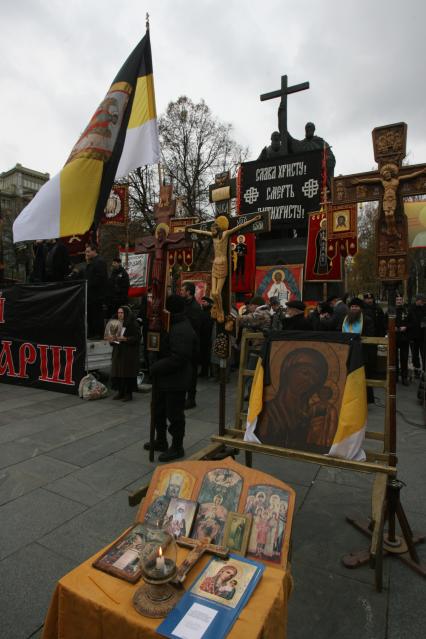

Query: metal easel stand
left=342, top=476, right=426, bottom=591
left=342, top=305, right=426, bottom=591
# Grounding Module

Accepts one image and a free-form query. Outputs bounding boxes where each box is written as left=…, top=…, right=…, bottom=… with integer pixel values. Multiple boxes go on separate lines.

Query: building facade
left=0, top=164, right=49, bottom=282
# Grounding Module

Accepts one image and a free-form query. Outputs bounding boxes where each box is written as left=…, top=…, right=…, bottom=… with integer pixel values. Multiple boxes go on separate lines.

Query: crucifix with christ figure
left=136, top=184, right=190, bottom=332
left=173, top=536, right=229, bottom=584
left=332, top=122, right=426, bottom=283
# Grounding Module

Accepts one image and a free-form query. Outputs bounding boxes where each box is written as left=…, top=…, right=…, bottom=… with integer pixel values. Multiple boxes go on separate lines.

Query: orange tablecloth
left=42, top=544, right=293, bottom=639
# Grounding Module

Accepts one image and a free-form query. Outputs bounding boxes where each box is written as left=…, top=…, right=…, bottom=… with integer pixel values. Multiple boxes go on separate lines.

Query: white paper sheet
left=172, top=603, right=218, bottom=639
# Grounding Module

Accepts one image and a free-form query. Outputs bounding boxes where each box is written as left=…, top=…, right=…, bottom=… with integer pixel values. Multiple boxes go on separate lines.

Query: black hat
left=249, top=296, right=266, bottom=306
left=165, top=294, right=185, bottom=314
left=415, top=294, right=426, bottom=302
left=286, top=300, right=306, bottom=311
left=319, top=303, right=333, bottom=315
left=363, top=292, right=374, bottom=300
left=349, top=297, right=364, bottom=308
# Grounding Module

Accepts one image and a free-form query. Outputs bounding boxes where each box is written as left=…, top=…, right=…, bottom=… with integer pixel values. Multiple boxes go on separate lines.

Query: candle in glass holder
left=156, top=547, right=165, bottom=574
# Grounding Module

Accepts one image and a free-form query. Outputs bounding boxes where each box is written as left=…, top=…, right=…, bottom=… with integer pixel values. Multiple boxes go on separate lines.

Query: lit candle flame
left=158, top=546, right=163, bottom=558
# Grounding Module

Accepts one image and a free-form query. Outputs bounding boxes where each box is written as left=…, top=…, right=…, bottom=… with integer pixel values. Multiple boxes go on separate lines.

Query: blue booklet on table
left=157, top=554, right=264, bottom=639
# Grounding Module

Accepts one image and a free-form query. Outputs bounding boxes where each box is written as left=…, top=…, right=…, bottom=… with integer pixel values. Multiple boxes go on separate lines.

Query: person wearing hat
left=199, top=296, right=214, bottom=377
left=320, top=294, right=349, bottom=331
left=144, top=294, right=198, bottom=461
left=363, top=293, right=386, bottom=338
left=386, top=294, right=410, bottom=385
left=343, top=298, right=375, bottom=402
left=407, top=294, right=426, bottom=377
left=181, top=282, right=203, bottom=408
left=282, top=300, right=313, bottom=331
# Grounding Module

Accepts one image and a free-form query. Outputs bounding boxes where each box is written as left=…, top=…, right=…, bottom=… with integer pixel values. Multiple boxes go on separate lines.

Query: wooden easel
left=212, top=318, right=426, bottom=590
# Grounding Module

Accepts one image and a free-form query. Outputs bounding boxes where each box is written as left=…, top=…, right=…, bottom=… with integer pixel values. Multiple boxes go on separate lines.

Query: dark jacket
left=281, top=313, right=313, bottom=331
left=108, top=266, right=130, bottom=305
left=363, top=303, right=386, bottom=337
left=45, top=241, right=70, bottom=282
left=150, top=313, right=198, bottom=391
left=111, top=317, right=141, bottom=378
left=320, top=300, right=349, bottom=331
left=183, top=297, right=203, bottom=336
left=386, top=305, right=410, bottom=344
left=85, top=255, right=108, bottom=303
left=407, top=304, right=426, bottom=342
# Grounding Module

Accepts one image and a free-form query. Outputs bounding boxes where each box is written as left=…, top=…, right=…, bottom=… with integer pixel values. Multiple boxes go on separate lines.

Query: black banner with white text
left=0, top=282, right=86, bottom=394
left=237, top=150, right=322, bottom=229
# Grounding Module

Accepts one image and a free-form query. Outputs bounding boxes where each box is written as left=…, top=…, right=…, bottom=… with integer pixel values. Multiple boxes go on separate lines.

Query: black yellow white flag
left=13, top=30, right=159, bottom=242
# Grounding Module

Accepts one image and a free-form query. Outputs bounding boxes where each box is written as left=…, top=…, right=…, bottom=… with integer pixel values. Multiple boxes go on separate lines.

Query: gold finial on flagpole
left=146, top=12, right=150, bottom=31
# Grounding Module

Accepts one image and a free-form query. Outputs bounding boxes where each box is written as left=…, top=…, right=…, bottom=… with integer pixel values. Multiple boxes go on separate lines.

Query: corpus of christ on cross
left=332, top=122, right=426, bottom=284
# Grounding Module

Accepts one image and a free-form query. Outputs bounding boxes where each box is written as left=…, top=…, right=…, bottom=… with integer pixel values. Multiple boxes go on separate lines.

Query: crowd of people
left=27, top=240, right=426, bottom=463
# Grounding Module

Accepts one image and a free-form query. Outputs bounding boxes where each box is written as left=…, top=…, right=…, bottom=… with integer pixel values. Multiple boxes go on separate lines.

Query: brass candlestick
left=132, top=525, right=182, bottom=618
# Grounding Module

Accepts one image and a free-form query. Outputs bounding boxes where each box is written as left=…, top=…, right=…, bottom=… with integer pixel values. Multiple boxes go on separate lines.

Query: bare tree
left=159, top=96, right=247, bottom=218
left=347, top=201, right=380, bottom=296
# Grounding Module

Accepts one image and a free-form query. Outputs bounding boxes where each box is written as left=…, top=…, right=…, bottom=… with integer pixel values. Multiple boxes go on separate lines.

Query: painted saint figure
left=314, top=218, right=331, bottom=275
left=187, top=215, right=261, bottom=323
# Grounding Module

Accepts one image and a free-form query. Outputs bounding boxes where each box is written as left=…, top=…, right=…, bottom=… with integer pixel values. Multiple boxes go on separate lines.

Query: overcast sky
left=2, top=0, right=426, bottom=180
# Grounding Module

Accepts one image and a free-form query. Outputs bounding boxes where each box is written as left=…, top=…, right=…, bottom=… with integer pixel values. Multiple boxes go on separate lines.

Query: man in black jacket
left=144, top=295, right=198, bottom=461
left=107, top=257, right=130, bottom=318
left=320, top=294, right=349, bottom=331
left=85, top=244, right=108, bottom=339
left=281, top=300, right=313, bottom=331
left=181, top=282, right=203, bottom=408
left=386, top=295, right=410, bottom=385
left=408, top=294, right=426, bottom=377
left=45, top=239, right=70, bottom=282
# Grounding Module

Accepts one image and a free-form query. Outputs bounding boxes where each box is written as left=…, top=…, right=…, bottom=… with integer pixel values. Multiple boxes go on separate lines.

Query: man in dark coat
left=181, top=281, right=203, bottom=408
left=107, top=257, right=130, bottom=318
left=363, top=293, right=386, bottom=337
left=45, top=239, right=70, bottom=282
left=281, top=300, right=313, bottom=331
left=144, top=295, right=198, bottom=461
left=85, top=243, right=108, bottom=339
left=386, top=294, right=410, bottom=385
left=362, top=292, right=386, bottom=380
left=408, top=294, right=426, bottom=377
left=30, top=240, right=48, bottom=282
left=320, top=294, right=349, bottom=331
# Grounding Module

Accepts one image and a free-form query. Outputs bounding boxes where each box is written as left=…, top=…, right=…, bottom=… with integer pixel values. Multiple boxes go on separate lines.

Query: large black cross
left=260, top=74, right=309, bottom=152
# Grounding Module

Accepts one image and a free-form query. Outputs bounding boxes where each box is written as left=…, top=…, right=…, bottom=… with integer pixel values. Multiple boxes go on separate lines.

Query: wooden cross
left=135, top=184, right=191, bottom=332
left=331, top=122, right=426, bottom=285
left=173, top=536, right=229, bottom=584
left=260, top=74, right=310, bottom=153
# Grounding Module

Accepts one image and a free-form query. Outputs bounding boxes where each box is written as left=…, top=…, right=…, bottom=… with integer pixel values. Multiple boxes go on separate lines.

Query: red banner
left=231, top=232, right=256, bottom=293
left=305, top=212, right=342, bottom=282
left=101, top=184, right=128, bottom=225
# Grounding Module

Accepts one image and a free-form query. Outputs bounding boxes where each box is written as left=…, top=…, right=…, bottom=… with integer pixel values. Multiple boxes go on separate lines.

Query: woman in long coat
left=108, top=306, right=140, bottom=401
